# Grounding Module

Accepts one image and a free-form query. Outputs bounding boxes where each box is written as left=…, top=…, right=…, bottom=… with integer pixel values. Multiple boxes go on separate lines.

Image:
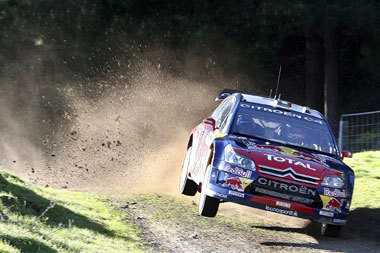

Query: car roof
left=240, top=94, right=323, bottom=119
left=216, top=89, right=323, bottom=120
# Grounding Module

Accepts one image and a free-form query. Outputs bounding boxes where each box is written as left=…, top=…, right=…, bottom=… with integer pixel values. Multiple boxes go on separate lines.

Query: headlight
left=224, top=144, right=256, bottom=171
left=321, top=175, right=345, bottom=188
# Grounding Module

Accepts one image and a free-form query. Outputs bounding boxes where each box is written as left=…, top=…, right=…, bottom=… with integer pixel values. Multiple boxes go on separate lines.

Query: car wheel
left=199, top=165, right=220, bottom=217
left=179, top=146, right=197, bottom=196
left=320, top=222, right=341, bottom=237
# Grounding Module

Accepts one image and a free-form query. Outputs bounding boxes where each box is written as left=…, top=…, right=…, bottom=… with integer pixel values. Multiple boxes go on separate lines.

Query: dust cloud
left=0, top=52, right=244, bottom=195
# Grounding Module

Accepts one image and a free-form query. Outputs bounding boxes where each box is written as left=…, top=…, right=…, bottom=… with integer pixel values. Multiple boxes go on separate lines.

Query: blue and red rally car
left=180, top=89, right=354, bottom=237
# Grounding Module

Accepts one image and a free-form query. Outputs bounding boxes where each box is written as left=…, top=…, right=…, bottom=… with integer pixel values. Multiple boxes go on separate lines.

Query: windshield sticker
left=240, top=103, right=324, bottom=125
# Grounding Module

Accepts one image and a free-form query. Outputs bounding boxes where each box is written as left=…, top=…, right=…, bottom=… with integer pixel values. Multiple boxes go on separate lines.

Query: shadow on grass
left=0, top=173, right=133, bottom=241
left=1, top=235, right=57, bottom=253
left=252, top=208, right=380, bottom=252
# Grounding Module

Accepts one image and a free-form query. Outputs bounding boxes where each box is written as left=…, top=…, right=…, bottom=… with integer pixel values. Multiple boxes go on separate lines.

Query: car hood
left=227, top=136, right=344, bottom=185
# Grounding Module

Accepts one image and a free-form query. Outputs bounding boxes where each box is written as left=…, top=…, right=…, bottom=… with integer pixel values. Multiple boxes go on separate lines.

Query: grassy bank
left=0, top=168, right=145, bottom=252
left=344, top=151, right=380, bottom=209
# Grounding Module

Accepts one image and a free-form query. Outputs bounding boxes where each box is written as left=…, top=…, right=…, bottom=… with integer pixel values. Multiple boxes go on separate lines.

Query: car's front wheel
left=320, top=222, right=342, bottom=237
left=180, top=146, right=197, bottom=196
left=199, top=165, right=220, bottom=217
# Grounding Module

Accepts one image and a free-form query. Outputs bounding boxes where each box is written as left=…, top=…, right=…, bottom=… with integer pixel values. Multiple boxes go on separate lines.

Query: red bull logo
left=325, top=198, right=342, bottom=212
left=222, top=176, right=243, bottom=191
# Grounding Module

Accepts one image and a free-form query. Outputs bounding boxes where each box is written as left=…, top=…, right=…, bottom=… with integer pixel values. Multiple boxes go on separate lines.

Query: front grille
left=245, top=177, right=323, bottom=209
left=258, top=165, right=320, bottom=185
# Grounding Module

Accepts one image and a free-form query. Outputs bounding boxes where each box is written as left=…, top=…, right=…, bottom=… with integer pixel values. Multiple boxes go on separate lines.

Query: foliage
left=0, top=0, right=379, bottom=111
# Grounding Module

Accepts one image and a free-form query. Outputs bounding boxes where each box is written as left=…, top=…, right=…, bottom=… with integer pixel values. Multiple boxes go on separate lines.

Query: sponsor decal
left=257, top=177, right=317, bottom=197
left=244, top=143, right=326, bottom=165
left=324, top=188, right=346, bottom=198
left=240, top=103, right=324, bottom=125
left=275, top=201, right=291, bottom=209
left=319, top=210, right=334, bottom=217
left=220, top=164, right=252, bottom=178
left=214, top=192, right=227, bottom=199
left=222, top=175, right=253, bottom=192
left=264, top=154, right=316, bottom=171
left=333, top=219, right=347, bottom=224
left=324, top=197, right=342, bottom=212
left=265, top=205, right=298, bottom=217
left=222, top=176, right=244, bottom=191
left=228, top=190, right=245, bottom=198
left=255, top=187, right=314, bottom=205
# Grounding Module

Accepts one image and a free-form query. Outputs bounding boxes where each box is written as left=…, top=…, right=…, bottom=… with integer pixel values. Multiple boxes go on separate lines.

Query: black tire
left=199, top=165, right=220, bottom=217
left=321, top=222, right=342, bottom=237
left=180, top=147, right=197, bottom=196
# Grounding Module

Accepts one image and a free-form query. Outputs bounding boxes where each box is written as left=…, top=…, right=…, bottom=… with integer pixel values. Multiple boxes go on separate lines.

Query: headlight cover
left=224, top=144, right=256, bottom=171
left=321, top=175, right=345, bottom=188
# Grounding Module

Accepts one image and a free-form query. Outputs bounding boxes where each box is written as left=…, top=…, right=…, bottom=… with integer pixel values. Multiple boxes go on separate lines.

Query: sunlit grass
left=0, top=168, right=145, bottom=252
left=344, top=151, right=380, bottom=209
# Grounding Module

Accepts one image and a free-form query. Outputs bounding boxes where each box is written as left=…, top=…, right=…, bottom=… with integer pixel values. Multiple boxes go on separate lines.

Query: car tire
left=320, top=222, right=341, bottom=237
left=180, top=146, right=197, bottom=196
left=199, top=165, right=220, bottom=217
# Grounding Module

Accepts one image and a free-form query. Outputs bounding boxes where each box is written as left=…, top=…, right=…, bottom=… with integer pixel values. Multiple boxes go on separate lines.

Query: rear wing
left=215, top=89, right=262, bottom=101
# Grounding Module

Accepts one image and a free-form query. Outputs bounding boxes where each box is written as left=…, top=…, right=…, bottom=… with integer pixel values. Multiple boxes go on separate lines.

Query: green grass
left=344, top=151, right=380, bottom=209
left=0, top=168, right=145, bottom=252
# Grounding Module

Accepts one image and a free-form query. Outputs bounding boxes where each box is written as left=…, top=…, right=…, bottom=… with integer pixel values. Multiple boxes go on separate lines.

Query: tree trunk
left=324, top=27, right=339, bottom=135
left=305, top=24, right=324, bottom=113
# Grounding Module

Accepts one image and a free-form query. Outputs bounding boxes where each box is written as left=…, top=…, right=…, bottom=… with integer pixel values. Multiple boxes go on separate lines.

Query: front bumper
left=205, top=163, right=350, bottom=225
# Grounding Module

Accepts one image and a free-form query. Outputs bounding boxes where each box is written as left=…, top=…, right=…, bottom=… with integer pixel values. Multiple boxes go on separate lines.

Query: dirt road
left=119, top=194, right=380, bottom=253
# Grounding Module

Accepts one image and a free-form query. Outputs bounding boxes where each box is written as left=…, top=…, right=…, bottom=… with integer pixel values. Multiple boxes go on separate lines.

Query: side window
left=211, top=99, right=227, bottom=120
left=211, top=99, right=228, bottom=126
left=215, top=98, right=235, bottom=129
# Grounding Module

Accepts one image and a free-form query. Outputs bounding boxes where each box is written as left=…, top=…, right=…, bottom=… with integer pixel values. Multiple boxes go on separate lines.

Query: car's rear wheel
left=180, top=146, right=197, bottom=196
left=199, top=165, right=220, bottom=217
left=320, top=222, right=341, bottom=237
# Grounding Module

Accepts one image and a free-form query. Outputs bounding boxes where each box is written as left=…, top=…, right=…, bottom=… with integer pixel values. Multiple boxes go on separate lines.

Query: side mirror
left=203, top=118, right=216, bottom=131
left=342, top=150, right=353, bottom=160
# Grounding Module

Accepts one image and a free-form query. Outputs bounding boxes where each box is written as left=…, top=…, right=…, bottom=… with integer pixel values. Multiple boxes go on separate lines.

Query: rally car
left=179, top=89, right=354, bottom=237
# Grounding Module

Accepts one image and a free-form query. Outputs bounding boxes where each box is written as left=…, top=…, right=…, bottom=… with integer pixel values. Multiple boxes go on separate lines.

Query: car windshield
left=230, top=103, right=338, bottom=155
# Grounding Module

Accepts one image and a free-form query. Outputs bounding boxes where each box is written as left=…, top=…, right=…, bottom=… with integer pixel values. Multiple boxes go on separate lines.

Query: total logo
left=264, top=154, right=316, bottom=171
